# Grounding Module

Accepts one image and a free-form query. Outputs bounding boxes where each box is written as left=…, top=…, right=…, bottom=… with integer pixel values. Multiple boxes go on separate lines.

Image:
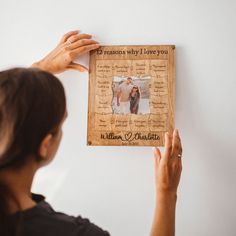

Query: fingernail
left=173, top=129, right=179, bottom=136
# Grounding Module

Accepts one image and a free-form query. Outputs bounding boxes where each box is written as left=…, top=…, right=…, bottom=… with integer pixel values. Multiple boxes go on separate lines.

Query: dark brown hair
left=0, top=68, right=66, bottom=235
left=130, top=86, right=140, bottom=98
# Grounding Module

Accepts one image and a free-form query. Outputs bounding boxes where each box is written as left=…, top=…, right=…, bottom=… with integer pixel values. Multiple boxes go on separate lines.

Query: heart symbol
left=124, top=132, right=133, bottom=141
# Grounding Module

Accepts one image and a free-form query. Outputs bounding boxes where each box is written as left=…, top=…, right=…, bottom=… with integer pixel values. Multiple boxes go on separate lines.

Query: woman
left=0, top=31, right=182, bottom=236
left=129, top=85, right=140, bottom=114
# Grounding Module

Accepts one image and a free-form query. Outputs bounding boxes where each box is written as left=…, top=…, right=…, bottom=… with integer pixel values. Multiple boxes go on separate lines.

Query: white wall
left=1, top=0, right=236, bottom=235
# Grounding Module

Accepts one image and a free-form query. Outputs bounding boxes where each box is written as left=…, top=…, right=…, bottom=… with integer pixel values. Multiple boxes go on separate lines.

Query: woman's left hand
left=32, top=30, right=100, bottom=74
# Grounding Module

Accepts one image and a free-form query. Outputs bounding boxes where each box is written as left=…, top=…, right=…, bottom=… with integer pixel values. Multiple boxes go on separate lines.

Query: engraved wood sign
left=87, top=45, right=175, bottom=146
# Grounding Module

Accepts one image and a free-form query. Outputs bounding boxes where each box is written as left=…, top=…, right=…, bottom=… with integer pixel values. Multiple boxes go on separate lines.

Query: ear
left=38, top=134, right=53, bottom=161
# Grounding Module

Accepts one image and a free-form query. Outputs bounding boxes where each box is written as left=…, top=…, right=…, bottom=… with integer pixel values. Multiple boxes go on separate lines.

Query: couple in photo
left=117, top=77, right=140, bottom=114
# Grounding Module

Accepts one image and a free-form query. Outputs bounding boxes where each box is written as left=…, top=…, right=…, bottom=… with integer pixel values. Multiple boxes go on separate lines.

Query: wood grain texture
left=87, top=45, right=175, bottom=146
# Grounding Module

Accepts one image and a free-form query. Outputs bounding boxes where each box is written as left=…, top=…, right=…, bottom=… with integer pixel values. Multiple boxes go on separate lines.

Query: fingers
left=153, top=147, right=161, bottom=163
left=67, top=62, right=88, bottom=72
left=163, top=132, right=172, bottom=162
left=67, top=39, right=98, bottom=50
left=60, top=30, right=80, bottom=44
left=62, top=32, right=100, bottom=60
left=153, top=147, right=161, bottom=177
left=66, top=33, right=92, bottom=44
left=70, top=44, right=100, bottom=59
left=171, top=129, right=182, bottom=161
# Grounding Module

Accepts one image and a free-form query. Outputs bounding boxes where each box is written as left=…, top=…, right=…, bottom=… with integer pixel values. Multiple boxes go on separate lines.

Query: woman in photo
left=129, top=86, right=140, bottom=114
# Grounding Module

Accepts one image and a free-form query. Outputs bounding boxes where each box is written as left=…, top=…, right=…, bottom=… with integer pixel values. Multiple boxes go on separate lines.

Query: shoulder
left=118, top=82, right=125, bottom=88
left=20, top=198, right=110, bottom=236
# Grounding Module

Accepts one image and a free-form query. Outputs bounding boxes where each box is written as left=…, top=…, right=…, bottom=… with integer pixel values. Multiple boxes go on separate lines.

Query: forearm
left=31, top=60, right=54, bottom=73
left=150, top=192, right=177, bottom=236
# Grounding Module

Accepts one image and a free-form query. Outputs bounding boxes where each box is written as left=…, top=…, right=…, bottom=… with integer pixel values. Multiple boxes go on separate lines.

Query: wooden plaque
left=87, top=45, right=175, bottom=146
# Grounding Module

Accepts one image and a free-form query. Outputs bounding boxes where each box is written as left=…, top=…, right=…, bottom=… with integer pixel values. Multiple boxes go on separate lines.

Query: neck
left=0, top=158, right=38, bottom=213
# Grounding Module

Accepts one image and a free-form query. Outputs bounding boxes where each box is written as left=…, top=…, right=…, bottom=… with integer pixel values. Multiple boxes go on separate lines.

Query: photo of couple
left=112, top=76, right=151, bottom=115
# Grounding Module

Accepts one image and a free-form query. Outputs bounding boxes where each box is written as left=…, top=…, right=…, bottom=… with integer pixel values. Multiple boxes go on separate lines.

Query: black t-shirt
left=11, top=194, right=110, bottom=236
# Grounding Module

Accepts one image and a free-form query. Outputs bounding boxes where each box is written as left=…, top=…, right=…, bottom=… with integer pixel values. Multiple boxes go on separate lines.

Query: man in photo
left=117, top=77, right=133, bottom=114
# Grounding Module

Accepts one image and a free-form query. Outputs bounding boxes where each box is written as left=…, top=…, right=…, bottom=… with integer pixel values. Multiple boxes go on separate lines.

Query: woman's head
left=131, top=86, right=140, bottom=97
left=0, top=68, right=66, bottom=170
left=132, top=86, right=138, bottom=92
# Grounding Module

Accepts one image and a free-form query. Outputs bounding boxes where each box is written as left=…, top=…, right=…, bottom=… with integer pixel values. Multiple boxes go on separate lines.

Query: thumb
left=67, top=62, right=89, bottom=72
left=153, top=147, right=161, bottom=163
